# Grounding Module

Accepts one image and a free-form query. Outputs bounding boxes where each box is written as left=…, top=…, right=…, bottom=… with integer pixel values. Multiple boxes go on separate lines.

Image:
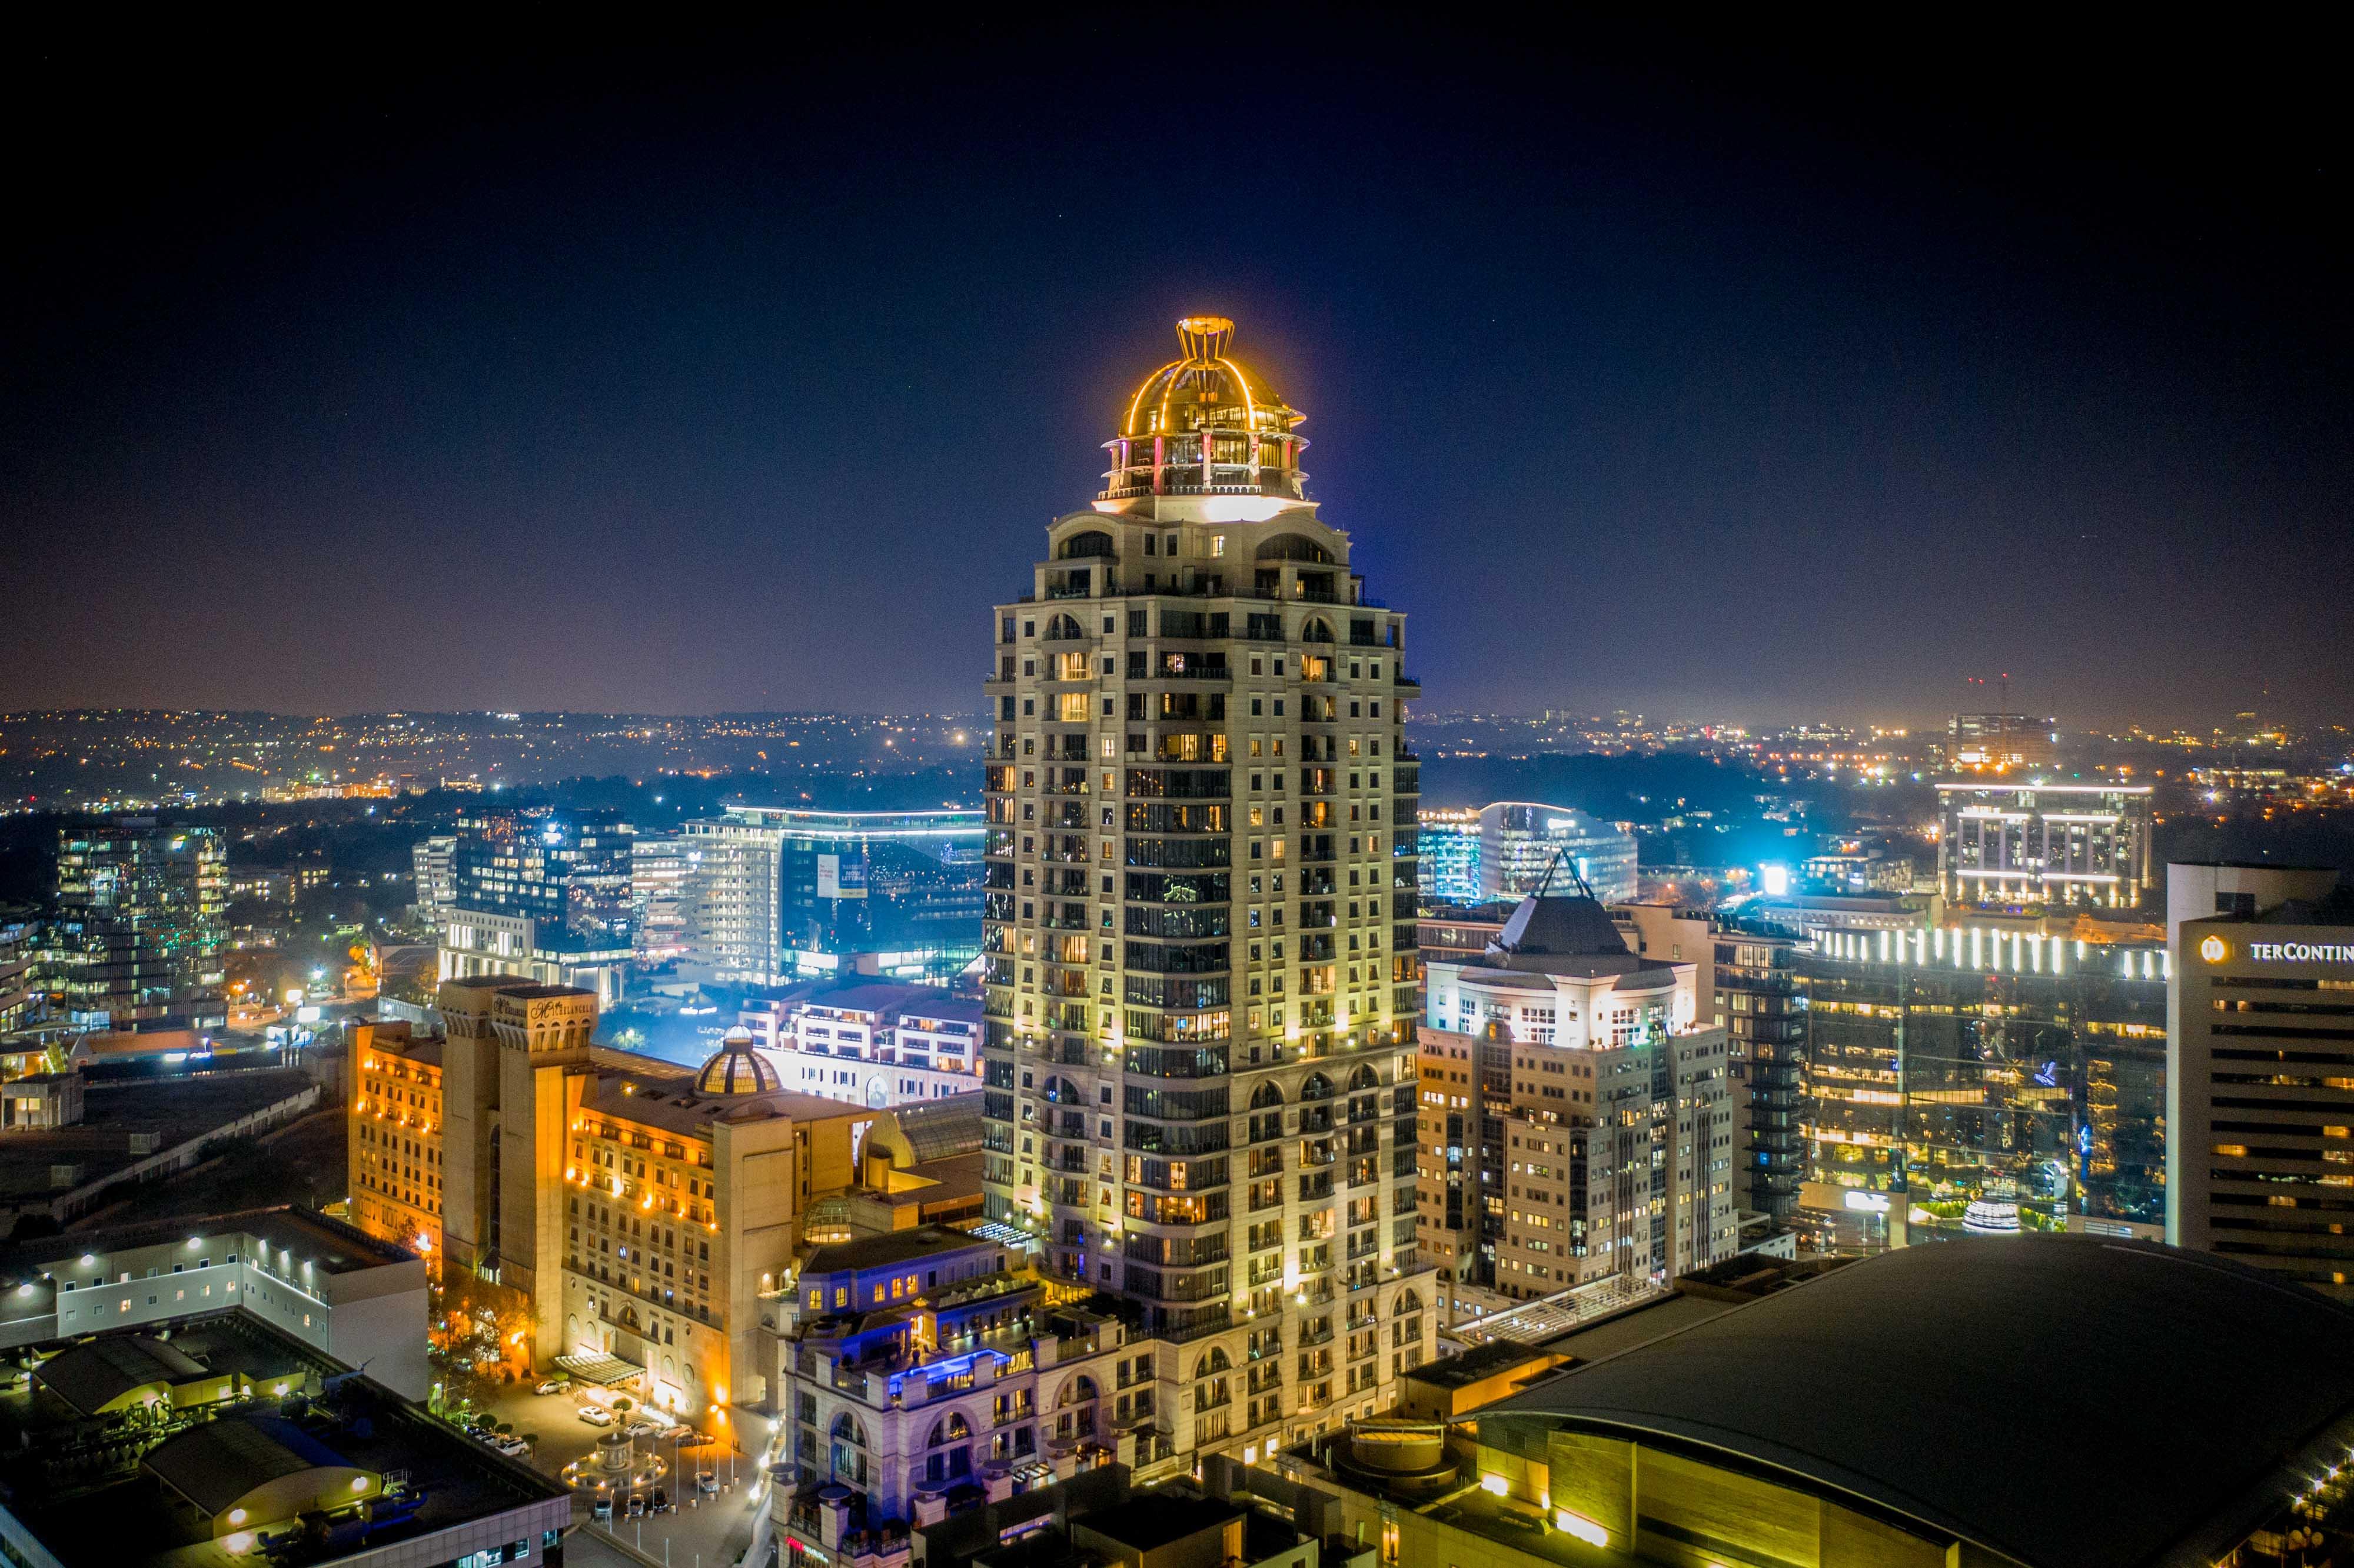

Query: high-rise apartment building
left=48, top=817, right=227, bottom=1028
left=410, top=831, right=457, bottom=926
left=437, top=808, right=634, bottom=1004
left=1710, top=923, right=1803, bottom=1223
left=1416, top=891, right=1738, bottom=1309
left=2167, top=861, right=2354, bottom=1300
left=1935, top=780, right=2153, bottom=908
left=682, top=808, right=985, bottom=984
left=1477, top=803, right=1638, bottom=905
left=980, top=317, right=1436, bottom=1465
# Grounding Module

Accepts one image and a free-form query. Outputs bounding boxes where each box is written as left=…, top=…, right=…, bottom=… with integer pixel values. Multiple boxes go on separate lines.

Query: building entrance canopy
left=556, top=1351, right=641, bottom=1387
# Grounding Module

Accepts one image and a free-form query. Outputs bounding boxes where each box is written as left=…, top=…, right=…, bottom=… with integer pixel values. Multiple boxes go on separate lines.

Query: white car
left=577, top=1405, right=614, bottom=1427
left=696, top=1471, right=720, bottom=1496
left=624, top=1418, right=663, bottom=1439
left=533, top=1379, right=568, bottom=1396
left=491, top=1436, right=530, bottom=1459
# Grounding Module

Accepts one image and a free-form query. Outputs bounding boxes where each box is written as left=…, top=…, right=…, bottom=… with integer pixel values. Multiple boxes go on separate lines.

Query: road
left=470, top=1380, right=774, bottom=1568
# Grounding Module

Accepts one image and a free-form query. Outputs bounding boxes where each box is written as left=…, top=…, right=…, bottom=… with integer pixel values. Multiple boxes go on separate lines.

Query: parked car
left=696, top=1470, right=720, bottom=1496
left=577, top=1405, right=614, bottom=1427
left=649, top=1489, right=674, bottom=1514
left=491, top=1436, right=530, bottom=1459
left=624, top=1418, right=663, bottom=1440
left=591, top=1497, right=614, bottom=1523
left=533, top=1378, right=569, bottom=1396
left=625, top=1495, right=646, bottom=1520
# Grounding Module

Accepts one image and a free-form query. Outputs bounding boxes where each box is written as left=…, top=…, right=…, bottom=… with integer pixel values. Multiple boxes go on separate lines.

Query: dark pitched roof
left=1490, top=893, right=1630, bottom=958
left=1487, top=1239, right=2354, bottom=1568
left=36, top=1336, right=208, bottom=1414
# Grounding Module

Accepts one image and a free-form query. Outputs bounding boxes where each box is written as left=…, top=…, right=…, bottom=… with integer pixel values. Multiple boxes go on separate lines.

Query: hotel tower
left=981, top=318, right=1437, bottom=1459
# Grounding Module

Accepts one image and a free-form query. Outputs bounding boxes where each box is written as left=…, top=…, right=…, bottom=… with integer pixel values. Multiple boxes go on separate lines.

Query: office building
left=1796, top=920, right=2169, bottom=1251
left=1477, top=803, right=1637, bottom=906
left=1935, top=779, right=2153, bottom=909
left=436, top=806, right=635, bottom=1004
left=0, top=1307, right=568, bottom=1568
left=684, top=807, right=986, bottom=984
left=1415, top=807, right=1481, bottom=903
left=981, top=316, right=1437, bottom=1466
left=1263, top=1239, right=2354, bottom=1568
left=1416, top=889, right=1738, bottom=1310
left=48, top=817, right=227, bottom=1028
left=352, top=981, right=865, bottom=1415
left=0, top=916, right=41, bottom=1039
left=631, top=828, right=697, bottom=964
left=1944, top=710, right=2060, bottom=770
left=2169, top=861, right=2354, bottom=1300
left=1710, top=923, right=1803, bottom=1223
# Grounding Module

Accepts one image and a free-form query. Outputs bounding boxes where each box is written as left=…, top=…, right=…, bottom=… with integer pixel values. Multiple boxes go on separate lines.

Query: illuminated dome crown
left=694, top=1026, right=779, bottom=1097
left=1102, top=317, right=1309, bottom=502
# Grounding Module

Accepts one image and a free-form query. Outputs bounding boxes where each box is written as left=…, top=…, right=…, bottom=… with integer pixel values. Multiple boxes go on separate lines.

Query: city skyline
left=5, top=26, right=2349, bottom=728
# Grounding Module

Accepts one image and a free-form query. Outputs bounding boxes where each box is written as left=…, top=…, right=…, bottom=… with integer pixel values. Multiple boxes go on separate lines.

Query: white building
left=1478, top=802, right=1638, bottom=905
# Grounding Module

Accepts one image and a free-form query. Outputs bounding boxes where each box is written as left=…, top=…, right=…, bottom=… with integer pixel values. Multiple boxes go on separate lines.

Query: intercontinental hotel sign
left=2199, top=935, right=2354, bottom=964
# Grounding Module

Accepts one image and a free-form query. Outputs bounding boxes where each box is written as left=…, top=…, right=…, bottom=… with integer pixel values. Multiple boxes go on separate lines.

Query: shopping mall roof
left=1486, top=1238, right=2354, bottom=1568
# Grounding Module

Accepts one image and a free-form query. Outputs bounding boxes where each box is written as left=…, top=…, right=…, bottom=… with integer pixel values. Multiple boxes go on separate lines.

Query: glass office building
left=1797, top=923, right=2169, bottom=1250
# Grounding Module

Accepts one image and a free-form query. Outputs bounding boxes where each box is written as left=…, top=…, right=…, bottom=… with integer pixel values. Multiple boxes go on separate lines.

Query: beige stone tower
left=980, top=317, right=1438, bottom=1467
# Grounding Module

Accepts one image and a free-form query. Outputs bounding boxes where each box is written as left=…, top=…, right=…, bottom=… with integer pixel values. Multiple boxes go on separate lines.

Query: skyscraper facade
left=1477, top=803, right=1638, bottom=905
left=49, top=817, right=226, bottom=1028
left=1935, top=780, right=2153, bottom=908
left=437, top=807, right=635, bottom=1004
left=981, top=318, right=1437, bottom=1459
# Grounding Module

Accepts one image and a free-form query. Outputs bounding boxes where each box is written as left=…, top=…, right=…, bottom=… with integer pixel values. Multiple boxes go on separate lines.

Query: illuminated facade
left=348, top=1018, right=446, bottom=1260
left=353, top=980, right=863, bottom=1416
left=1415, top=808, right=1480, bottom=903
left=1416, top=893, right=1738, bottom=1306
left=981, top=317, right=1437, bottom=1469
left=1796, top=922, right=2170, bottom=1250
left=49, top=817, right=227, bottom=1028
left=1935, top=780, right=2152, bottom=908
left=2168, top=861, right=2354, bottom=1300
left=437, top=808, right=635, bottom=1004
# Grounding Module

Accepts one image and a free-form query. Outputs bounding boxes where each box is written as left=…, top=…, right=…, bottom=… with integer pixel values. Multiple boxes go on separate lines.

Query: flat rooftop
left=0, top=1204, right=414, bottom=1288
left=0, top=1069, right=317, bottom=1199
left=0, top=1311, right=566, bottom=1568
left=803, top=1224, right=994, bottom=1275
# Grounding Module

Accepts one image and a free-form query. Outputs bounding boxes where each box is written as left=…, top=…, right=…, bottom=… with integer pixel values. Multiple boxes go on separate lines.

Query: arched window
left=1044, top=614, right=1086, bottom=641
left=1194, top=1347, right=1231, bottom=1376
left=929, top=1411, right=972, bottom=1446
left=1394, top=1289, right=1423, bottom=1317
left=1249, top=1080, right=1285, bottom=1109
left=1057, top=1375, right=1099, bottom=1407
left=1057, top=531, right=1115, bottom=560
left=1255, top=533, right=1332, bottom=563
left=1347, top=1064, right=1379, bottom=1091
left=832, top=1412, right=867, bottom=1447
left=1301, top=616, right=1336, bottom=644
left=1300, top=1073, right=1335, bottom=1102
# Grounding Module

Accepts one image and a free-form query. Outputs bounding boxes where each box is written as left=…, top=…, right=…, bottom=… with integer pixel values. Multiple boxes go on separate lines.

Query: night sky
left=5, top=23, right=2347, bottom=728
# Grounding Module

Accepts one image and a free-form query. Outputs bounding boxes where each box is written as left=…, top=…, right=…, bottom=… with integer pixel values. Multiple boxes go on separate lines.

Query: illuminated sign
left=2198, top=935, right=2229, bottom=963
left=1842, top=1190, right=1890, bottom=1214
left=2246, top=941, right=2354, bottom=963
left=1760, top=864, right=1791, bottom=897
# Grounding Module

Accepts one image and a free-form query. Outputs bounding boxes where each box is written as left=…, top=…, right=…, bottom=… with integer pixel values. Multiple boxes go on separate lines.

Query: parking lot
left=460, top=1379, right=774, bottom=1568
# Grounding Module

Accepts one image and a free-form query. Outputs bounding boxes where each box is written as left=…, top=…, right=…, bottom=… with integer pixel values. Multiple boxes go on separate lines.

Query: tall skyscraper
left=982, top=318, right=1437, bottom=1457
left=49, top=817, right=226, bottom=1028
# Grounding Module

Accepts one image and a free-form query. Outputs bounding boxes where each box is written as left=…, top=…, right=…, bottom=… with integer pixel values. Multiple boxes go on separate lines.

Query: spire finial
left=1176, top=315, right=1235, bottom=361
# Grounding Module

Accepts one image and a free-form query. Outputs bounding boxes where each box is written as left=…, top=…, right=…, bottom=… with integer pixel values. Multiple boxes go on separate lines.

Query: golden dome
left=1119, top=316, right=1302, bottom=440
left=694, top=1026, right=779, bottom=1097
left=1103, top=317, right=1310, bottom=501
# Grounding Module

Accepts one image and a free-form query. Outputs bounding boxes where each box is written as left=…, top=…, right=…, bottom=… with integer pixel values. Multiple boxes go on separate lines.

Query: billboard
left=816, top=852, right=867, bottom=901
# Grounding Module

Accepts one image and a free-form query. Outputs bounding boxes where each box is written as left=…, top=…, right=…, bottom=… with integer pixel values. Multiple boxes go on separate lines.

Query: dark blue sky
left=4, top=21, right=2347, bottom=728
